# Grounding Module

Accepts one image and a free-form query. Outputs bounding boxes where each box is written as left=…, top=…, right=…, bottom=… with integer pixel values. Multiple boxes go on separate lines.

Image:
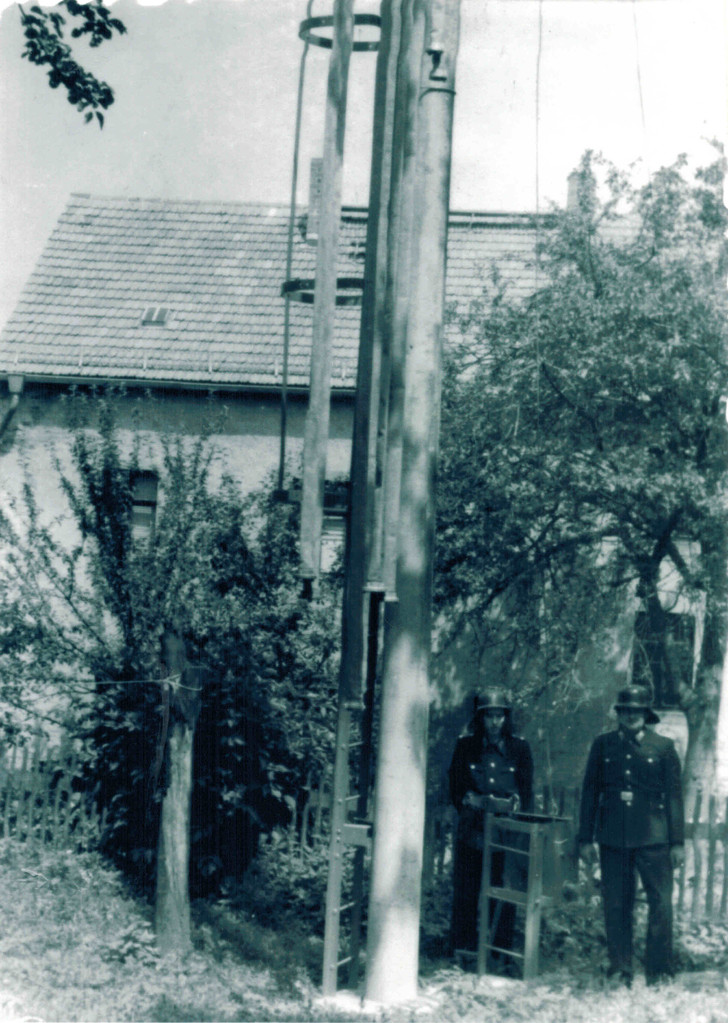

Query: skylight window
left=141, top=306, right=169, bottom=326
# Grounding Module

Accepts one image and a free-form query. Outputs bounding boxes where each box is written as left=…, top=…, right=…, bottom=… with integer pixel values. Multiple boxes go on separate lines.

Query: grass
left=1, top=838, right=728, bottom=1022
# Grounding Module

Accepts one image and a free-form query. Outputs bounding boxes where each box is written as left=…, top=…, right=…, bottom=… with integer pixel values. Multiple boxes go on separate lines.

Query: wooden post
left=339, top=0, right=400, bottom=701
left=365, top=0, right=461, bottom=1003
left=477, top=811, right=492, bottom=975
left=299, top=0, right=356, bottom=583
left=377, top=0, right=424, bottom=600
left=154, top=631, right=202, bottom=955
left=522, top=826, right=545, bottom=980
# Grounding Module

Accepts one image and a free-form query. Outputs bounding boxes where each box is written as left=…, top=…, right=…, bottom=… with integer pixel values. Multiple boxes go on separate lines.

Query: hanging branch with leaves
left=18, top=1, right=126, bottom=127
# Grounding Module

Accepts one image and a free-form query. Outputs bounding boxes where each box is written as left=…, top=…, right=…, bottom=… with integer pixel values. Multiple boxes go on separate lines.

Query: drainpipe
left=0, top=375, right=24, bottom=440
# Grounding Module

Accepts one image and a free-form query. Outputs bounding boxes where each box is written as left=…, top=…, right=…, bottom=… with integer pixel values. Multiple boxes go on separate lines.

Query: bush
left=238, top=830, right=336, bottom=936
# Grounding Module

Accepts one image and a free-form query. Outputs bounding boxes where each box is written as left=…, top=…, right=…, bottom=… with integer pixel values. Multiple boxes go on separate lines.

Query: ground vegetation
left=1, top=837, right=727, bottom=1023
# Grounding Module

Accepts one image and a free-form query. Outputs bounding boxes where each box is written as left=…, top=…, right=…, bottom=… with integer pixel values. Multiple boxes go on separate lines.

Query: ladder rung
left=339, top=901, right=356, bottom=913
left=337, top=955, right=353, bottom=968
left=483, top=885, right=528, bottom=907
left=483, top=944, right=524, bottom=960
left=342, top=822, right=372, bottom=848
left=488, top=842, right=531, bottom=856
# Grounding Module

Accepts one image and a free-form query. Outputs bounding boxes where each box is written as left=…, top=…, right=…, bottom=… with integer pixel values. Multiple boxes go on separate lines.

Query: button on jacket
left=578, top=728, right=684, bottom=849
left=449, top=733, right=534, bottom=815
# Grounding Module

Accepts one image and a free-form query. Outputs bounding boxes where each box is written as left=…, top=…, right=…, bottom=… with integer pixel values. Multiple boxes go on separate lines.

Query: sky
left=0, top=0, right=725, bottom=327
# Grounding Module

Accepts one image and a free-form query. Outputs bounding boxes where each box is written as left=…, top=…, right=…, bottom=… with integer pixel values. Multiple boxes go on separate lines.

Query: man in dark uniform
left=578, top=685, right=685, bottom=987
left=448, top=688, right=534, bottom=957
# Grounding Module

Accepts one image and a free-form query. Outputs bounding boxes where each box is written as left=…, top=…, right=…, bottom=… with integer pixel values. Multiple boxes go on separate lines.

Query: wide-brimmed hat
left=475, top=688, right=511, bottom=714
left=614, top=684, right=660, bottom=724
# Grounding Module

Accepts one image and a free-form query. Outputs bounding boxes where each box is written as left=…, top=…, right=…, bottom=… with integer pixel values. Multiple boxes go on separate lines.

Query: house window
left=632, top=611, right=695, bottom=708
left=141, top=306, right=169, bottom=326
left=131, top=470, right=158, bottom=539
left=321, top=516, right=346, bottom=573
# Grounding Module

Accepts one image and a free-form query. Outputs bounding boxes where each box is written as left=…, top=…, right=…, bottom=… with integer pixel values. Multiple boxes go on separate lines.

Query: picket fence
left=299, top=781, right=728, bottom=923
left=2, top=741, right=727, bottom=923
left=0, top=740, right=104, bottom=850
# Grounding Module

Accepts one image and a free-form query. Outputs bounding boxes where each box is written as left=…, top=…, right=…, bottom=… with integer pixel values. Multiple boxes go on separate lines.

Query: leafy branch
left=18, top=1, right=126, bottom=127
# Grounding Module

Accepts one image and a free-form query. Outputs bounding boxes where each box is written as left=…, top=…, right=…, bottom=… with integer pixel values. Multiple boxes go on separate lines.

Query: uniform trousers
left=599, top=844, right=675, bottom=979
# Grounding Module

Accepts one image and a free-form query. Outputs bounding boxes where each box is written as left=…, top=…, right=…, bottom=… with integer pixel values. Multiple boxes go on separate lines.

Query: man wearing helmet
left=448, top=688, right=534, bottom=959
left=578, top=685, right=685, bottom=987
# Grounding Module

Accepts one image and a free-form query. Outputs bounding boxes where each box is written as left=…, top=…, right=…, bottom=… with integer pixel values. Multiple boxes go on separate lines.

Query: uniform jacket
left=449, top=731, right=534, bottom=848
left=578, top=728, right=684, bottom=849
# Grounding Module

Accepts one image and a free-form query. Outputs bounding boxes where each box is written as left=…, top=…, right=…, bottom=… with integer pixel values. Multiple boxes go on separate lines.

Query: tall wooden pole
left=339, top=0, right=401, bottom=703
left=321, top=2, right=396, bottom=993
left=300, top=0, right=355, bottom=583
left=378, top=0, right=424, bottom=599
left=365, top=0, right=460, bottom=1004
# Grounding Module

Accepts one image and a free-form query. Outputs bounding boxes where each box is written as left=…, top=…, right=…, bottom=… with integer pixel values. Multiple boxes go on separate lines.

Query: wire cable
left=631, top=0, right=650, bottom=172
left=534, top=0, right=544, bottom=417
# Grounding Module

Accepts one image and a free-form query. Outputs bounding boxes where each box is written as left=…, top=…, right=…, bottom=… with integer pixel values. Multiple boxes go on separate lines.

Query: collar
left=484, top=736, right=506, bottom=755
left=619, top=726, right=645, bottom=745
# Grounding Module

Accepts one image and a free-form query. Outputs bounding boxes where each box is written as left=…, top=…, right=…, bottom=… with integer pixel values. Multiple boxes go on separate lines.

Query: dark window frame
left=130, top=469, right=158, bottom=539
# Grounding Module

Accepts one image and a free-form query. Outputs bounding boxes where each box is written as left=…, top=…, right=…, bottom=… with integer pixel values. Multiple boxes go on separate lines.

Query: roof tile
left=0, top=195, right=541, bottom=389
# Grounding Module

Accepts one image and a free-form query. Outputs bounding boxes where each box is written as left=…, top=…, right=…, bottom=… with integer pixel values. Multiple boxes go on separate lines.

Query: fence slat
left=25, top=735, right=44, bottom=847
left=690, top=790, right=703, bottom=924
left=705, top=794, right=717, bottom=918
left=676, top=843, right=687, bottom=917
left=15, top=746, right=30, bottom=843
left=721, top=797, right=728, bottom=920
left=36, top=764, right=52, bottom=846
left=61, top=750, right=78, bottom=847
left=0, top=749, right=6, bottom=839
left=3, top=746, right=17, bottom=839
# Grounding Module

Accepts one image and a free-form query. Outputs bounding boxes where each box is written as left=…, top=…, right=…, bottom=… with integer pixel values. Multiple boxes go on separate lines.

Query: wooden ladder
left=321, top=662, right=377, bottom=995
left=477, top=814, right=552, bottom=980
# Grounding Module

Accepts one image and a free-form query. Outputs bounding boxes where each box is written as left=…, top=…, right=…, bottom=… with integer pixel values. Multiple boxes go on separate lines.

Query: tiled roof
left=0, top=194, right=542, bottom=390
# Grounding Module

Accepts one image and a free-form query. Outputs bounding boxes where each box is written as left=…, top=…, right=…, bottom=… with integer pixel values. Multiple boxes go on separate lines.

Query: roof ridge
left=65, top=193, right=542, bottom=220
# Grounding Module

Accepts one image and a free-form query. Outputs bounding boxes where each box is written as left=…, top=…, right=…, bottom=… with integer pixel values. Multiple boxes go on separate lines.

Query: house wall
left=1, top=382, right=352, bottom=490
left=0, top=381, right=695, bottom=800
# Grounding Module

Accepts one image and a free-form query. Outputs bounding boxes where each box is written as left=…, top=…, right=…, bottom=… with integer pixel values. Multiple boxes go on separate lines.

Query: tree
left=0, top=391, right=341, bottom=949
left=18, top=1, right=126, bottom=127
left=436, top=150, right=728, bottom=797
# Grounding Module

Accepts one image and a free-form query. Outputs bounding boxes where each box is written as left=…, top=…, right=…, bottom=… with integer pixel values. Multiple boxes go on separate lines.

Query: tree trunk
left=716, top=649, right=728, bottom=795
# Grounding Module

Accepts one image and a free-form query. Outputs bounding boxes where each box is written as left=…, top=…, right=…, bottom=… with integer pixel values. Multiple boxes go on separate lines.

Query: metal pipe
left=278, top=0, right=315, bottom=496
